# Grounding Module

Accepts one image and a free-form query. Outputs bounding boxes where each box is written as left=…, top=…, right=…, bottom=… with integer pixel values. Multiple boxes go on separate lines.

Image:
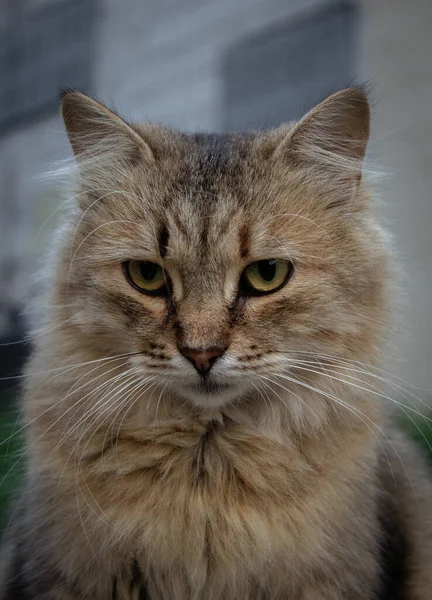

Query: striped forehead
left=162, top=196, right=247, bottom=262
left=159, top=133, right=251, bottom=260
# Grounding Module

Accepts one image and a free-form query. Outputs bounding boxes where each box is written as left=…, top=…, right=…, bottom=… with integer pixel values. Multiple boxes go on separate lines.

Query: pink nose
left=181, top=346, right=226, bottom=376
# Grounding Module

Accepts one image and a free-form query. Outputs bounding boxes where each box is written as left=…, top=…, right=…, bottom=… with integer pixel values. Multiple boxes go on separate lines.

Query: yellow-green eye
left=241, top=259, right=293, bottom=295
left=124, top=260, right=168, bottom=296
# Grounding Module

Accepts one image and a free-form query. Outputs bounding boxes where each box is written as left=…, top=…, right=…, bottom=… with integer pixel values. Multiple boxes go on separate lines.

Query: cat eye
left=123, top=260, right=168, bottom=296
left=240, top=259, right=293, bottom=295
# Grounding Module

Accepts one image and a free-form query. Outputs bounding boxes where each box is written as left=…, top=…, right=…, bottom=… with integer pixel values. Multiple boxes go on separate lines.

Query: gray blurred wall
left=0, top=0, right=430, bottom=395
left=360, top=0, right=432, bottom=393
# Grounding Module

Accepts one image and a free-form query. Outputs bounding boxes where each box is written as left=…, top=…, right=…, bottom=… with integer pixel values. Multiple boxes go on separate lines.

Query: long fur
left=1, top=88, right=431, bottom=599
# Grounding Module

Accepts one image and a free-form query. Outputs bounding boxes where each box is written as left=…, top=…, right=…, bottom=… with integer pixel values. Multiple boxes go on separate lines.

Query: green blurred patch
left=399, top=411, right=432, bottom=466
left=0, top=390, right=24, bottom=531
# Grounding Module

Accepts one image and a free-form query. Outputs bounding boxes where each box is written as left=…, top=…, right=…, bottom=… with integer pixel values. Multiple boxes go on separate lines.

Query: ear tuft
left=59, top=87, right=76, bottom=101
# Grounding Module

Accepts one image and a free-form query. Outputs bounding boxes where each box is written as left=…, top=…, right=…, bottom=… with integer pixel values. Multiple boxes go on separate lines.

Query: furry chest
left=80, top=427, right=318, bottom=594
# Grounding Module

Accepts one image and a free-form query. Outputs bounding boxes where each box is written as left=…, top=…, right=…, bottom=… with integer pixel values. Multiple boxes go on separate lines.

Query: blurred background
left=0, top=0, right=431, bottom=513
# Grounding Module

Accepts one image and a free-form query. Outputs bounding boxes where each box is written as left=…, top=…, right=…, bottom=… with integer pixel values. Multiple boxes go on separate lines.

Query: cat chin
left=175, top=381, right=242, bottom=409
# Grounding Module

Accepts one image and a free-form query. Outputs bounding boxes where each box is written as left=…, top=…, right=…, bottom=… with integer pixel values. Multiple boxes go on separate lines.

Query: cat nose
left=180, top=346, right=226, bottom=376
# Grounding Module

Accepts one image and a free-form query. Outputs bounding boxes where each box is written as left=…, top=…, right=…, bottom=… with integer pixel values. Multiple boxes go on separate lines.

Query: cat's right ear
left=272, top=88, right=370, bottom=198
left=61, top=90, right=154, bottom=169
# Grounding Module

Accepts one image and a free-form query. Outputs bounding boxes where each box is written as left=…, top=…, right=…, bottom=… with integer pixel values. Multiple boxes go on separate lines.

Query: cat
left=0, top=87, right=431, bottom=599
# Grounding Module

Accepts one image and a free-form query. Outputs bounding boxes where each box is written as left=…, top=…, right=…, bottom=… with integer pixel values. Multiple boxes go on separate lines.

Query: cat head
left=56, top=88, right=387, bottom=410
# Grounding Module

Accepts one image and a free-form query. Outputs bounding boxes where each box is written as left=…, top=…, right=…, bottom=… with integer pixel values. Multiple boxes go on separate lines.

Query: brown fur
left=1, top=89, right=431, bottom=599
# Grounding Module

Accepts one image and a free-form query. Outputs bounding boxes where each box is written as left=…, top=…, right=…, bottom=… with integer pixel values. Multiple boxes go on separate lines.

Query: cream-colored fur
left=1, top=89, right=431, bottom=599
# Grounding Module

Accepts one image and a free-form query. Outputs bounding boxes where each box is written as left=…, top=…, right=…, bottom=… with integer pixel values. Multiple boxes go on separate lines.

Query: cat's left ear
left=61, top=90, right=154, bottom=166
left=275, top=87, right=370, bottom=189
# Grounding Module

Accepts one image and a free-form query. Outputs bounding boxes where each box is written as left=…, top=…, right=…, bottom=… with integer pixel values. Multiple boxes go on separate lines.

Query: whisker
left=114, top=379, right=159, bottom=469
left=286, top=357, right=432, bottom=436
left=249, top=380, right=277, bottom=424
left=0, top=316, right=75, bottom=348
left=154, top=381, right=170, bottom=430
left=0, top=358, right=133, bottom=449
left=288, top=350, right=432, bottom=394
left=275, top=363, right=432, bottom=423
left=0, top=367, right=137, bottom=494
left=57, top=369, right=142, bottom=461
left=268, top=371, right=415, bottom=494
left=0, top=351, right=141, bottom=383
left=258, top=372, right=402, bottom=494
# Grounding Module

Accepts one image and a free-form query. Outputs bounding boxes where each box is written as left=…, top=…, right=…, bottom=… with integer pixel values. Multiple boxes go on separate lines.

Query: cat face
left=58, top=89, right=387, bottom=409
